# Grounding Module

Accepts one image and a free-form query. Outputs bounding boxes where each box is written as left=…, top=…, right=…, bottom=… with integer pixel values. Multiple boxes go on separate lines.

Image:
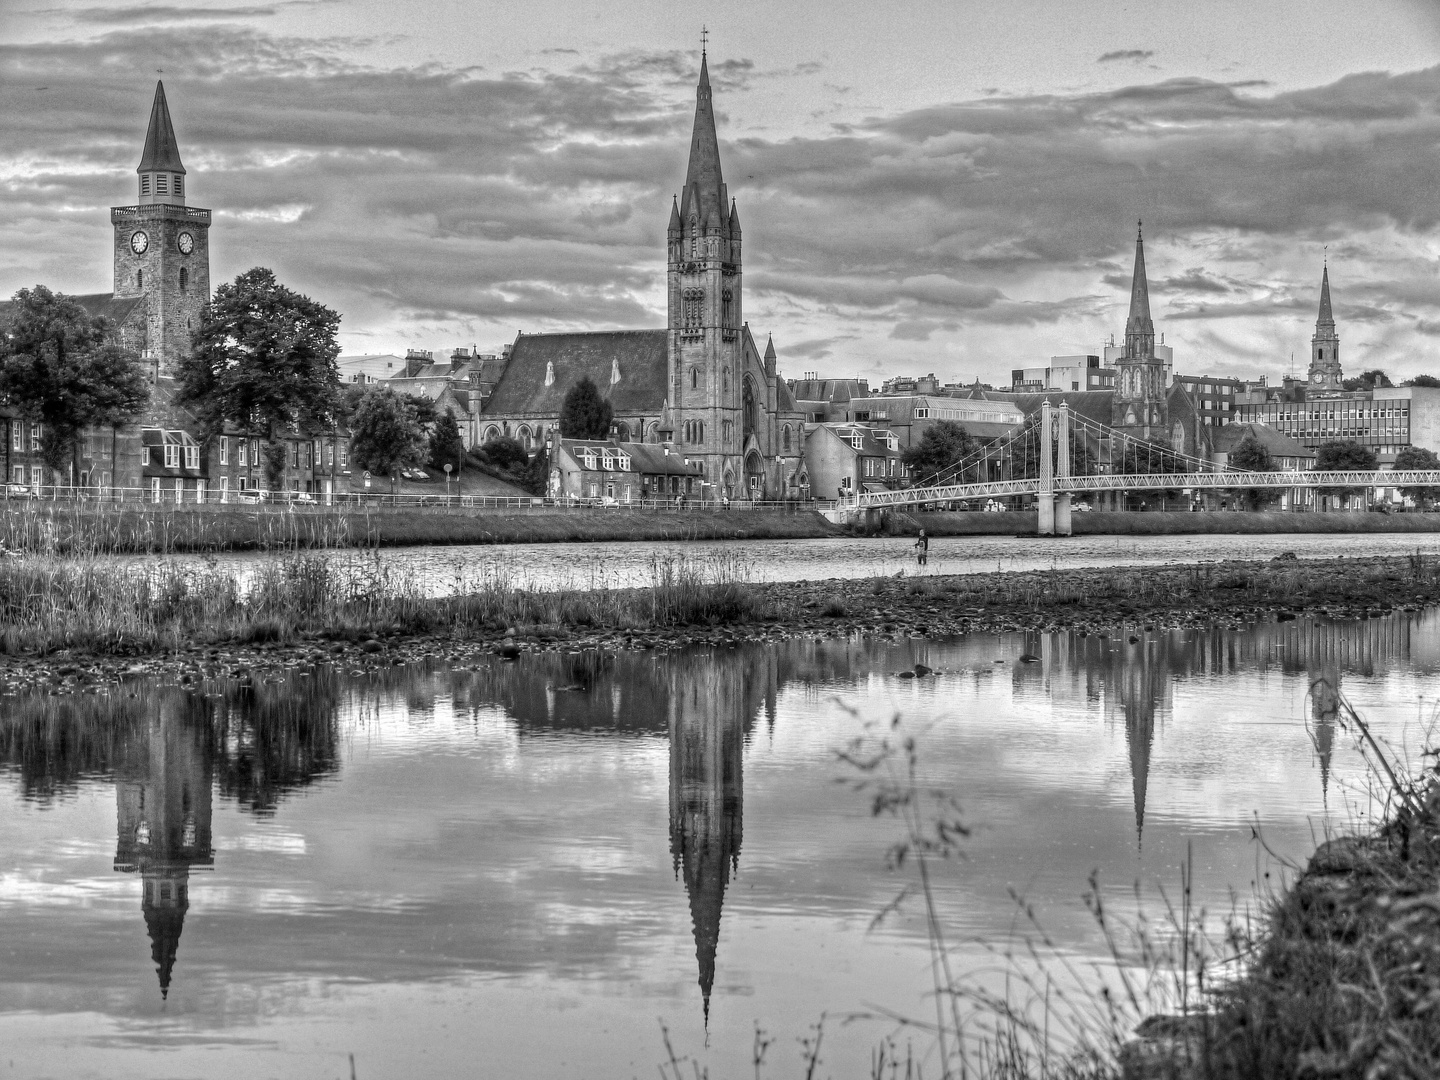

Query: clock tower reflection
left=113, top=700, right=214, bottom=999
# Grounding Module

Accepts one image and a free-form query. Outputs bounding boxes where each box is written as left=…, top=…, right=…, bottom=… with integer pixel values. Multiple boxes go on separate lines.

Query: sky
left=4, top=0, right=1440, bottom=387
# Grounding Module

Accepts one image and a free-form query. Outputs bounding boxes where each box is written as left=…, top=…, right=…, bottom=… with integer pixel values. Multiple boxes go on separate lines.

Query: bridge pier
left=1056, top=493, right=1072, bottom=536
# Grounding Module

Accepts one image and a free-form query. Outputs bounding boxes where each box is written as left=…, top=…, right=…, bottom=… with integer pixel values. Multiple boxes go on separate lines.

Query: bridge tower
left=1110, top=223, right=1170, bottom=444
left=1037, top=400, right=1073, bottom=536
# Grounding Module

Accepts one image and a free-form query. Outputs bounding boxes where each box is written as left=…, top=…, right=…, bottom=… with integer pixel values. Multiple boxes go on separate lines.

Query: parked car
left=1073, top=501, right=1093, bottom=513
left=235, top=489, right=266, bottom=503
left=5, top=484, right=32, bottom=497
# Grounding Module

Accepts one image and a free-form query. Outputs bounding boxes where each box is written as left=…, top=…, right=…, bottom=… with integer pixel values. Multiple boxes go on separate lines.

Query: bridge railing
left=840, top=470, right=1440, bottom=509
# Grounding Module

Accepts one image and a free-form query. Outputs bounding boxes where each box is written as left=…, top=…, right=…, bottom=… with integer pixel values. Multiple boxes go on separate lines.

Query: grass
left=0, top=500, right=838, bottom=554
left=0, top=548, right=776, bottom=655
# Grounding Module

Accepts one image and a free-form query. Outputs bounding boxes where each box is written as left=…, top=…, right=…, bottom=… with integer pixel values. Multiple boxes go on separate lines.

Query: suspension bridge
left=829, top=400, right=1440, bottom=535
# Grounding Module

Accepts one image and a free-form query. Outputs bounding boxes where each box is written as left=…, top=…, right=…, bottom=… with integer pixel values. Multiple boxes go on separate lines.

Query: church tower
left=112, top=81, right=212, bottom=378
left=667, top=48, right=745, bottom=496
left=1110, top=223, right=1170, bottom=443
left=1308, top=263, right=1342, bottom=393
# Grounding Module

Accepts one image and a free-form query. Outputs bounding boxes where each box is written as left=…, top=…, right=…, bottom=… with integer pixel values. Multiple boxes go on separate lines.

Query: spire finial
left=1137, top=218, right=1143, bottom=240
left=701, top=25, right=708, bottom=57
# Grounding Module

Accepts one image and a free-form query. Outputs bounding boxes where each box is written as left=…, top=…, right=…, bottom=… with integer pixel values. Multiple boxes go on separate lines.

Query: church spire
left=137, top=80, right=187, bottom=205
left=1123, top=221, right=1154, bottom=359
left=1317, top=263, right=1334, bottom=328
left=679, top=50, right=726, bottom=232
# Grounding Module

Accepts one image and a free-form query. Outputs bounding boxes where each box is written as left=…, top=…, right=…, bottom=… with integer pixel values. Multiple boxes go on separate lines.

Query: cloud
left=1098, top=50, right=1154, bottom=63
left=6, top=25, right=1440, bottom=378
left=68, top=3, right=281, bottom=22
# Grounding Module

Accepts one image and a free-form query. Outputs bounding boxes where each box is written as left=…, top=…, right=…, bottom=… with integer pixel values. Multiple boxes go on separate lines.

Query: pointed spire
left=138, top=81, right=186, bottom=175
left=1317, top=263, right=1334, bottom=328
left=1123, top=221, right=1155, bottom=360
left=679, top=51, right=726, bottom=234
left=142, top=874, right=188, bottom=1000
left=764, top=334, right=776, bottom=361
left=668, top=195, right=682, bottom=234
left=728, top=198, right=741, bottom=238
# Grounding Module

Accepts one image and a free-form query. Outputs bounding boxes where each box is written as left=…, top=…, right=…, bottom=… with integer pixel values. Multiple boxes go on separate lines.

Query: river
left=2, top=611, right=1436, bottom=1078
left=139, top=530, right=1440, bottom=594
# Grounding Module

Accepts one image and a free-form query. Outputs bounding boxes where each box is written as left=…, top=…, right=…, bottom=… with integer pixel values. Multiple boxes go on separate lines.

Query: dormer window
left=582, top=451, right=597, bottom=470
left=616, top=453, right=630, bottom=471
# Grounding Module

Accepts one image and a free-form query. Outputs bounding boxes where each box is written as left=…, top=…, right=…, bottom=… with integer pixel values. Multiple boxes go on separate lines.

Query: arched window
left=722, top=368, right=729, bottom=393
left=517, top=425, right=532, bottom=450
left=691, top=367, right=698, bottom=389
left=742, top=376, right=757, bottom=439
left=722, top=288, right=732, bottom=327
left=1318, top=348, right=1325, bottom=360
left=782, top=425, right=791, bottom=452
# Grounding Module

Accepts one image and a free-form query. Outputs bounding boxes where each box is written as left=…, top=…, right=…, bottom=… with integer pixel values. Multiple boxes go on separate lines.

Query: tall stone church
left=479, top=51, right=807, bottom=500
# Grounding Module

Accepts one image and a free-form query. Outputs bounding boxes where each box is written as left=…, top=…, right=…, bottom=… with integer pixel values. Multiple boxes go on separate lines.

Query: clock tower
left=112, top=81, right=211, bottom=378
left=1308, top=263, right=1342, bottom=393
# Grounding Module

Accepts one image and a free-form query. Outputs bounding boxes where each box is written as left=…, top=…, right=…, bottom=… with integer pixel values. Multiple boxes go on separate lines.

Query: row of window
left=141, top=444, right=200, bottom=470
left=216, top=437, right=347, bottom=471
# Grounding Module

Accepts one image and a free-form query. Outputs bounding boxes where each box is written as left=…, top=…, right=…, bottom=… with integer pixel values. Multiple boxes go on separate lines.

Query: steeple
left=1309, top=260, right=1342, bottom=390
left=1123, top=221, right=1154, bottom=360
left=679, top=52, right=727, bottom=233
left=137, top=81, right=187, bottom=206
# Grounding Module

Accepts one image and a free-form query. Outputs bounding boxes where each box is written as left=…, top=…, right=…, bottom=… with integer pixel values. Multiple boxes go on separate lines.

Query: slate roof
left=483, top=330, right=669, bottom=417
left=1212, top=422, right=1316, bottom=460
left=0, top=292, right=145, bottom=329
left=984, top=389, right=1116, bottom=426
left=559, top=439, right=700, bottom=476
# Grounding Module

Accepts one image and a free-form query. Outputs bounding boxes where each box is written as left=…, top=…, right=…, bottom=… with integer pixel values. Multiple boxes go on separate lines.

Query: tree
left=902, top=420, right=976, bottom=483
left=0, top=286, right=149, bottom=490
left=1406, top=375, right=1440, bottom=388
left=1394, top=445, right=1440, bottom=507
left=1315, top=439, right=1379, bottom=506
left=348, top=386, right=428, bottom=493
left=1342, top=369, right=1392, bottom=391
left=428, top=413, right=465, bottom=472
left=475, top=436, right=529, bottom=471
left=558, top=377, right=612, bottom=439
left=1226, top=433, right=1281, bottom=509
left=174, top=267, right=341, bottom=492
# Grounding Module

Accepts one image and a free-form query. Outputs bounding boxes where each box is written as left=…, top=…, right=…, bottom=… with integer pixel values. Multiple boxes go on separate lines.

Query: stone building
left=477, top=52, right=806, bottom=500
left=549, top=438, right=702, bottom=503
left=803, top=423, right=908, bottom=500
left=1111, top=223, right=1176, bottom=445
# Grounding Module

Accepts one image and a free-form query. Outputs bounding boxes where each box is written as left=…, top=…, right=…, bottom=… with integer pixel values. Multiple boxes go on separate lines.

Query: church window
left=722, top=369, right=729, bottom=393
left=722, top=288, right=732, bottom=327
left=683, top=288, right=703, bottom=329
left=174, top=175, right=183, bottom=197
left=179, top=268, right=188, bottom=290
left=691, top=367, right=698, bottom=389
left=156, top=174, right=167, bottom=195
left=782, top=425, right=791, bottom=451
left=137, top=270, right=143, bottom=289
left=141, top=175, right=150, bottom=196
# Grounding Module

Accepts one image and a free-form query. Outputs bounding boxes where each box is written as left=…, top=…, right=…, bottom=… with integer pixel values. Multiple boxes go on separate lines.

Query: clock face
left=1311, top=371, right=1324, bottom=384
left=130, top=231, right=149, bottom=255
left=177, top=232, right=194, bottom=255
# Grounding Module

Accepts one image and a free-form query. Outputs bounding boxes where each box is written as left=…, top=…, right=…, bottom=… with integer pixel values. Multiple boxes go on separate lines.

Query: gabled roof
left=483, top=330, right=669, bottom=417
left=813, top=423, right=905, bottom=458
left=986, top=389, right=1116, bottom=427
left=138, top=81, right=185, bottom=174
left=1212, top=422, right=1316, bottom=460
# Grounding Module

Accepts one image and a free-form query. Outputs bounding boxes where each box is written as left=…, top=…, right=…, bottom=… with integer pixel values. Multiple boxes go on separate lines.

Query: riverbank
left=0, top=503, right=840, bottom=552
left=5, top=551, right=1440, bottom=689
left=897, top=508, right=1440, bottom=536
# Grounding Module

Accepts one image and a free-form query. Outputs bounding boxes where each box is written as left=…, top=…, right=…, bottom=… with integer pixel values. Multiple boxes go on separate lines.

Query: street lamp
left=444, top=461, right=453, bottom=499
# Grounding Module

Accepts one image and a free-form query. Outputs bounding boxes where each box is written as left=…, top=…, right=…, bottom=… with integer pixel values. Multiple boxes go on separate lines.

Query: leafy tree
left=902, top=420, right=976, bottom=483
left=475, top=436, right=529, bottom=471
left=1405, top=375, right=1440, bottom=388
left=1225, top=433, right=1281, bottom=509
left=174, top=267, right=341, bottom=491
left=347, top=386, right=427, bottom=493
left=558, top=377, right=613, bottom=439
left=428, top=413, right=465, bottom=472
left=1394, top=445, right=1440, bottom=507
left=1315, top=439, right=1379, bottom=504
left=0, top=285, right=149, bottom=489
left=1342, top=369, right=1392, bottom=391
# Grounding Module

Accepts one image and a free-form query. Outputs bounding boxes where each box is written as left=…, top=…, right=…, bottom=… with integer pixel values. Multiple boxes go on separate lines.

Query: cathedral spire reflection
left=1309, top=663, right=1340, bottom=806
left=113, top=701, right=214, bottom=999
left=667, top=652, right=768, bottom=1024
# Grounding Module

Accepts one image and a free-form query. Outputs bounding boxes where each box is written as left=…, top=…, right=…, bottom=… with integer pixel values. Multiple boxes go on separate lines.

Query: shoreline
left=5, top=553, right=1440, bottom=689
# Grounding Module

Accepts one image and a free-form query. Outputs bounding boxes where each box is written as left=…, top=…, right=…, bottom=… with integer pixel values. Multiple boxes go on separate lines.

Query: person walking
left=915, top=528, right=929, bottom=567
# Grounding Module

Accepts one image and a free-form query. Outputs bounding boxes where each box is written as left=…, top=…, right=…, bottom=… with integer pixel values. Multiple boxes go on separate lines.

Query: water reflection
left=0, top=609, right=1436, bottom=1076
